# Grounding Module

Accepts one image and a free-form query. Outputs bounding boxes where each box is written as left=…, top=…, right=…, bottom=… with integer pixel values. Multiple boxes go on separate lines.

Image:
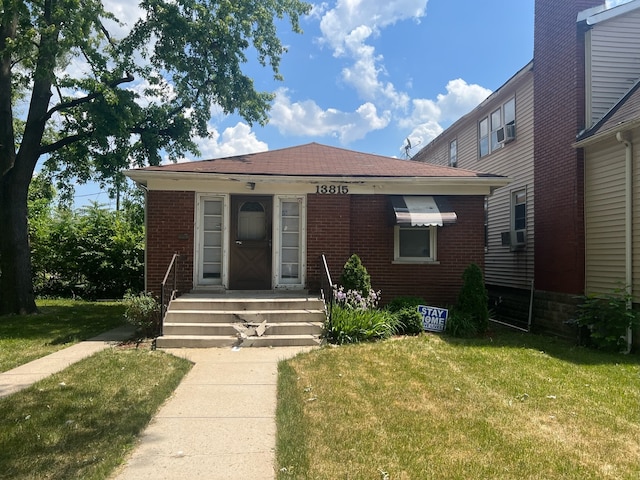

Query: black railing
left=160, top=253, right=180, bottom=336
left=320, top=253, right=337, bottom=328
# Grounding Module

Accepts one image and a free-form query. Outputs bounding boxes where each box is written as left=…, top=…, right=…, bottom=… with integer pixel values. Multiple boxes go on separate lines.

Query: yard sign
left=418, top=305, right=448, bottom=333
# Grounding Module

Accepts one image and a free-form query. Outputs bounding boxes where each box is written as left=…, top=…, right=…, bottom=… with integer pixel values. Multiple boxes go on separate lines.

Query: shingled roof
left=135, top=142, right=501, bottom=179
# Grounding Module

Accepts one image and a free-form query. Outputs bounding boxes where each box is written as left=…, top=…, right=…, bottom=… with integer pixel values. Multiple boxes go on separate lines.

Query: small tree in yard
left=447, top=263, right=489, bottom=337
left=339, top=254, right=371, bottom=295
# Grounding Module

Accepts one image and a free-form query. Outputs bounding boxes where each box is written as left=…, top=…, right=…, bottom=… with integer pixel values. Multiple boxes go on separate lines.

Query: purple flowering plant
left=334, top=286, right=381, bottom=310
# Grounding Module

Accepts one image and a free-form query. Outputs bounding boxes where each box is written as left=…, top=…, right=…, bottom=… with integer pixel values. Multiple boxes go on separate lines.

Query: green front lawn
left=0, top=299, right=126, bottom=372
left=0, top=348, right=191, bottom=479
left=277, top=330, right=640, bottom=479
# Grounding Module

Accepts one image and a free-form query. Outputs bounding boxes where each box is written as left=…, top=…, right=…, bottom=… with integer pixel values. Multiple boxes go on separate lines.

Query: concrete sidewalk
left=0, top=325, right=136, bottom=398
left=110, top=346, right=313, bottom=480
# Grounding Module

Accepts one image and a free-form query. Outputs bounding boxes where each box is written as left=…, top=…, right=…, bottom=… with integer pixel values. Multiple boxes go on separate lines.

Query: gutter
left=616, top=131, right=634, bottom=354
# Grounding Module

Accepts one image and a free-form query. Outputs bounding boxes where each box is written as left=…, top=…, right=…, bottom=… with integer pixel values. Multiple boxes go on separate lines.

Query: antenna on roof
left=404, top=137, right=421, bottom=159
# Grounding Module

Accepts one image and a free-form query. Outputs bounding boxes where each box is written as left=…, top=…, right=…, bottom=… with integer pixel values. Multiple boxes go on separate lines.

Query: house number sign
left=315, top=185, right=349, bottom=194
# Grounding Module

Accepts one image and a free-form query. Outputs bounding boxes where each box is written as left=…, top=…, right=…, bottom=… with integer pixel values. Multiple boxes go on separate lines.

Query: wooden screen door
left=229, top=195, right=272, bottom=290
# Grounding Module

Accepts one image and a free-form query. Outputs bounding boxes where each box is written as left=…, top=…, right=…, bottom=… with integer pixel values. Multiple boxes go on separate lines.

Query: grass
left=0, top=299, right=127, bottom=372
left=0, top=347, right=192, bottom=480
left=276, top=328, right=640, bottom=480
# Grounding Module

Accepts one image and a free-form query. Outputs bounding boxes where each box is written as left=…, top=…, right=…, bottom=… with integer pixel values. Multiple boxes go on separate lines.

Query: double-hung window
left=449, top=139, right=458, bottom=167
left=479, top=97, right=516, bottom=158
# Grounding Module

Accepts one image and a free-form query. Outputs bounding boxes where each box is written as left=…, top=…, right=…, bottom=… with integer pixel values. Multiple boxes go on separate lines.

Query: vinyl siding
left=414, top=68, right=535, bottom=289
left=587, top=10, right=640, bottom=126
left=584, top=129, right=640, bottom=300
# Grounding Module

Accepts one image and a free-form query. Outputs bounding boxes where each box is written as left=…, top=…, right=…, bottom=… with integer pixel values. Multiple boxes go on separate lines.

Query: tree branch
left=39, top=131, right=93, bottom=155
left=44, top=73, right=135, bottom=121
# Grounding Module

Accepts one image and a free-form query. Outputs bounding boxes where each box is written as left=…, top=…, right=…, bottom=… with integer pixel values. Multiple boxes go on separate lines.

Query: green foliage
left=29, top=199, right=144, bottom=299
left=395, top=307, right=424, bottom=335
left=1, top=0, right=311, bottom=315
left=123, top=292, right=161, bottom=337
left=325, top=305, right=399, bottom=345
left=339, top=254, right=372, bottom=295
left=452, top=263, right=489, bottom=336
left=574, top=288, right=639, bottom=352
left=386, top=297, right=428, bottom=335
left=445, top=309, right=478, bottom=338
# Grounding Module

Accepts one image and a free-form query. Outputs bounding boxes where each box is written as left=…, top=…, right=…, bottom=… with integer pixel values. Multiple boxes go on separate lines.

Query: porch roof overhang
left=125, top=169, right=511, bottom=196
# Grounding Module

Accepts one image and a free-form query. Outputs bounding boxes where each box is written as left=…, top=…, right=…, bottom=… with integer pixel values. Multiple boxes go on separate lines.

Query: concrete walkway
left=0, top=325, right=136, bottom=398
left=1, top=326, right=311, bottom=479
left=110, top=346, right=313, bottom=480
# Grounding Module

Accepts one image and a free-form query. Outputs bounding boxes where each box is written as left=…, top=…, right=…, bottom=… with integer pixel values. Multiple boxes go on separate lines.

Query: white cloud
left=269, top=88, right=390, bottom=143
left=177, top=122, right=268, bottom=162
left=399, top=78, right=491, bottom=148
left=318, top=0, right=427, bottom=107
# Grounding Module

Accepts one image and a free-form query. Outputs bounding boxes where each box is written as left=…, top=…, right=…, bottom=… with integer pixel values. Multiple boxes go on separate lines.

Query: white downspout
left=616, top=131, right=633, bottom=353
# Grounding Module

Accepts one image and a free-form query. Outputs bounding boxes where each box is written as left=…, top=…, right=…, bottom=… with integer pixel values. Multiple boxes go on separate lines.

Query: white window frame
left=511, top=189, right=527, bottom=232
left=449, top=139, right=458, bottom=167
left=479, top=96, right=516, bottom=158
left=393, top=225, right=438, bottom=263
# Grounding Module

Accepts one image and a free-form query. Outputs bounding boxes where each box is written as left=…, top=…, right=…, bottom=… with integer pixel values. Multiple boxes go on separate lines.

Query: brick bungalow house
left=126, top=143, right=508, bottom=308
left=413, top=0, right=640, bottom=344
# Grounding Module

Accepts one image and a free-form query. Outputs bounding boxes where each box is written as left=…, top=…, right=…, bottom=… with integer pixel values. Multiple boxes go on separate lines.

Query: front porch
left=156, top=291, right=325, bottom=348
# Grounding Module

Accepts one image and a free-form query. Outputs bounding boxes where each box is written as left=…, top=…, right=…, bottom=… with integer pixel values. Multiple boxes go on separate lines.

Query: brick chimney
left=533, top=0, right=602, bottom=294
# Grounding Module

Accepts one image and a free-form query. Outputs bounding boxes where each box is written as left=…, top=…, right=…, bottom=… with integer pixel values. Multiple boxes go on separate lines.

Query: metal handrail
left=160, top=253, right=180, bottom=336
left=320, top=253, right=337, bottom=328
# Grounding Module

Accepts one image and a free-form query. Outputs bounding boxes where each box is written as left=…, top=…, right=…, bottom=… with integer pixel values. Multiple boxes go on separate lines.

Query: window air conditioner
left=496, top=123, right=516, bottom=144
left=501, top=230, right=526, bottom=250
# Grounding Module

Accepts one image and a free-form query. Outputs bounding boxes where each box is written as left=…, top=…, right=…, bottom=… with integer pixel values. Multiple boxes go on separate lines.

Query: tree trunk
left=0, top=168, right=38, bottom=315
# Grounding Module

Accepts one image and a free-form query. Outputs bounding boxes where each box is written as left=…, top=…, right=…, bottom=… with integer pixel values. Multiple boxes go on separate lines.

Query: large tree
left=0, top=0, right=310, bottom=314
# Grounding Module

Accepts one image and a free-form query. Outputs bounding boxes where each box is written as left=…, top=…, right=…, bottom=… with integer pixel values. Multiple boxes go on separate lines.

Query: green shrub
left=445, top=309, right=478, bottom=338
left=395, top=307, right=424, bottom=335
left=386, top=296, right=427, bottom=313
left=574, top=288, right=639, bottom=352
left=339, top=254, right=371, bottom=295
left=123, top=292, right=161, bottom=337
left=325, top=306, right=399, bottom=344
left=454, top=263, right=489, bottom=335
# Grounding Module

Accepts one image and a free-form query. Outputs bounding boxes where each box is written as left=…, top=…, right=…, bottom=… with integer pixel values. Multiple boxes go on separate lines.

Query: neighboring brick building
left=126, top=143, right=507, bottom=307
left=414, top=0, right=640, bottom=339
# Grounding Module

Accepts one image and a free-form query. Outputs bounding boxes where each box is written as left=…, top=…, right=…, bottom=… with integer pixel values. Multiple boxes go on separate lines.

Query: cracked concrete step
left=170, top=298, right=325, bottom=311
left=155, top=334, right=321, bottom=348
left=165, top=309, right=326, bottom=324
left=162, top=321, right=324, bottom=336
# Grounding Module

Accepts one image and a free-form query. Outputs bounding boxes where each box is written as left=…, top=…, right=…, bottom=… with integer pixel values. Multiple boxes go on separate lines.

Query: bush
left=339, top=254, right=371, bottom=295
left=325, top=305, right=399, bottom=344
left=574, top=288, right=639, bottom=352
left=453, top=263, right=489, bottom=336
left=123, top=292, right=161, bottom=337
left=395, top=307, right=424, bottom=335
left=386, top=297, right=428, bottom=335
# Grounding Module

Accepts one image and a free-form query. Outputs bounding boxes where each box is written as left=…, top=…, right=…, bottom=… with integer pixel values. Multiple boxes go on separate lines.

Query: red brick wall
left=306, top=194, right=486, bottom=307
left=532, top=0, right=599, bottom=294
left=146, top=191, right=195, bottom=297
left=306, top=194, right=352, bottom=292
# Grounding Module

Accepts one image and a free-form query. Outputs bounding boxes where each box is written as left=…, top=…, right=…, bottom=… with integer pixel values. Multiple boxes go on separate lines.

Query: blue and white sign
left=418, top=305, right=448, bottom=333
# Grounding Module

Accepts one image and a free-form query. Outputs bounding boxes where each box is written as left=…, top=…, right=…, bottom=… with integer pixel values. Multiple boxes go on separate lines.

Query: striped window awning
left=390, top=196, right=457, bottom=227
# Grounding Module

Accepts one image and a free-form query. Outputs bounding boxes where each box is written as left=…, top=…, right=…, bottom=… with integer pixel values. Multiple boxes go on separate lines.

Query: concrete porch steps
left=155, top=292, right=326, bottom=348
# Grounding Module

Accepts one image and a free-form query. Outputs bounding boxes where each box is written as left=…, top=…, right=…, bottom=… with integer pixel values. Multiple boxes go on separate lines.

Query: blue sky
left=75, top=0, right=631, bottom=206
